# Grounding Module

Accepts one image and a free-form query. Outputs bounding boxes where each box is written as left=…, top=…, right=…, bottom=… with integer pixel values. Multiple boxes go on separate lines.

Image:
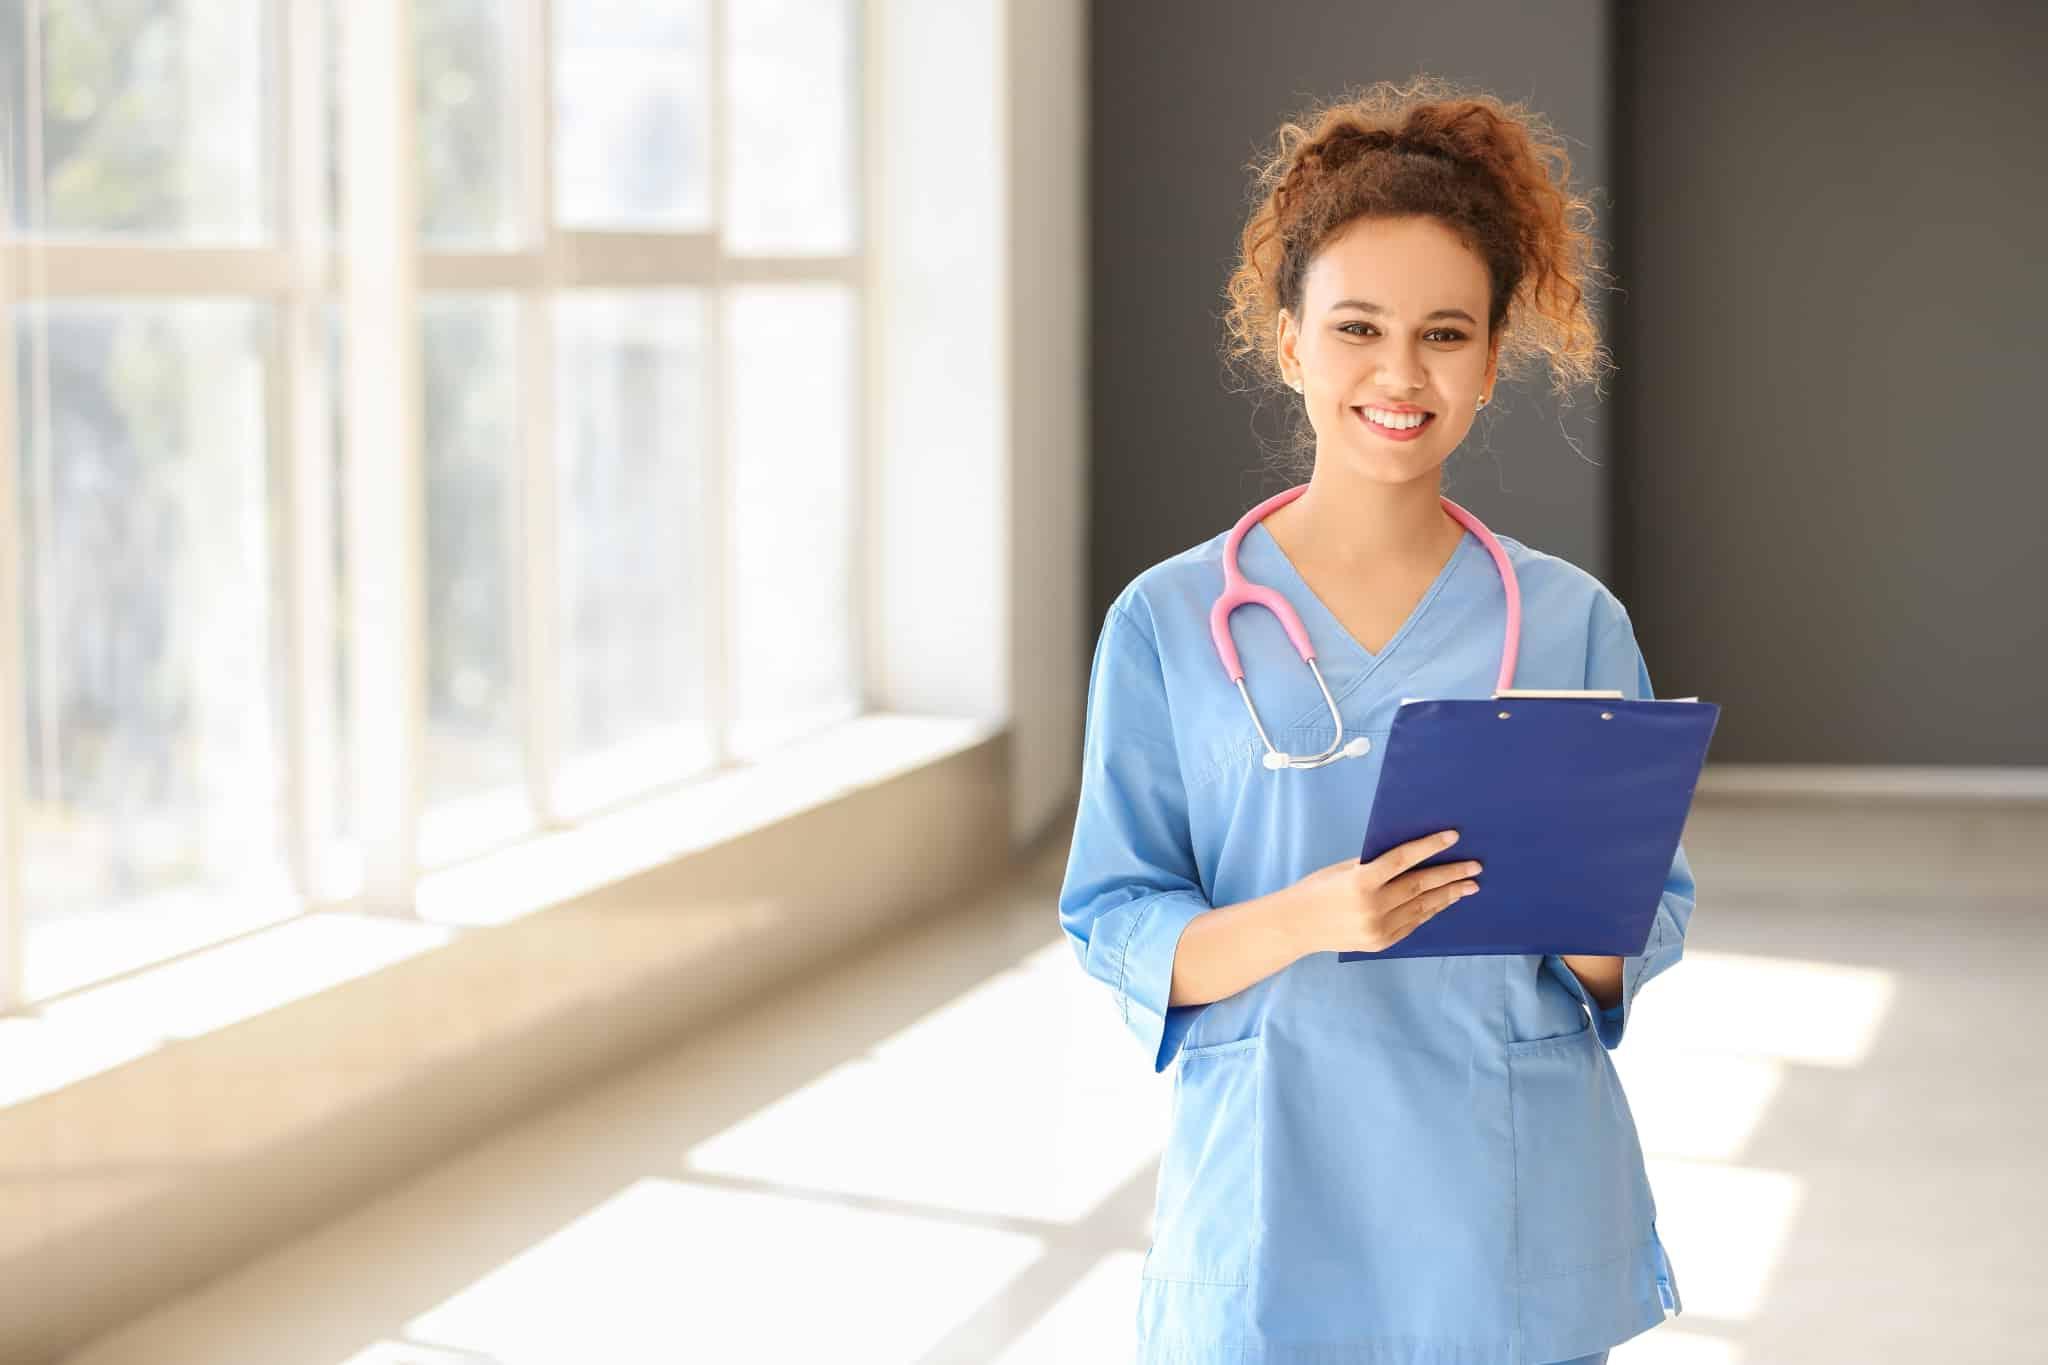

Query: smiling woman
left=1061, top=74, right=1694, bottom=1365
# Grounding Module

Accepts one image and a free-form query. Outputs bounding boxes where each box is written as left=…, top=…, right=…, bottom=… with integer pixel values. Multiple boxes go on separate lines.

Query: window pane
left=724, top=284, right=858, bottom=759
left=422, top=295, right=528, bottom=862
left=554, top=291, right=710, bottom=813
left=2, top=0, right=271, bottom=241
left=416, top=0, right=520, bottom=247
left=725, top=0, right=857, bottom=256
left=554, top=0, right=709, bottom=231
left=14, top=299, right=287, bottom=999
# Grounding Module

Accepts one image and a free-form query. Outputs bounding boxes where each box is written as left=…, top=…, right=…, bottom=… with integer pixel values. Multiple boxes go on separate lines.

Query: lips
left=1352, top=407, right=1436, bottom=441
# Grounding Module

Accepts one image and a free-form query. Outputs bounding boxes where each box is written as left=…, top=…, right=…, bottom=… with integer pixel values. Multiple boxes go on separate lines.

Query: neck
left=1283, top=466, right=1460, bottom=569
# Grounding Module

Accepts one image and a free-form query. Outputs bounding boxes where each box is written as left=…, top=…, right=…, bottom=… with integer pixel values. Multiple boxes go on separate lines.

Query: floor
left=62, top=797, right=2048, bottom=1364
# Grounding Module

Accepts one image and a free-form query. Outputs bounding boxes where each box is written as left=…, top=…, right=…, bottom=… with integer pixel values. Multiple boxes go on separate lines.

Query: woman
left=1058, top=76, right=1692, bottom=1364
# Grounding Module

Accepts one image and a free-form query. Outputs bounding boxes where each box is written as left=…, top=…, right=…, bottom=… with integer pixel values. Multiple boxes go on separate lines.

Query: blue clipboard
left=1338, top=695, right=1720, bottom=962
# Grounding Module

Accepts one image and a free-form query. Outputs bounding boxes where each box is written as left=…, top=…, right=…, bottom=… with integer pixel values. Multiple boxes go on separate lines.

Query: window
left=0, top=0, right=866, bottom=1007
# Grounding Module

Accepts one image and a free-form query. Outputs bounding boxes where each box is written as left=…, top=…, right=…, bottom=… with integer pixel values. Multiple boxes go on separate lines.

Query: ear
left=1276, top=310, right=1299, bottom=385
left=1483, top=331, right=1501, bottom=395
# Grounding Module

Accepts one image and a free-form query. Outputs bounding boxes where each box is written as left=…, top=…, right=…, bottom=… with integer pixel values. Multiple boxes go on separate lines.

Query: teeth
left=1361, top=407, right=1428, bottom=430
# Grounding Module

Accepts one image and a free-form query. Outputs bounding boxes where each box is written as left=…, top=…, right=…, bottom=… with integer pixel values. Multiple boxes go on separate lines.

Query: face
left=1276, top=214, right=1500, bottom=484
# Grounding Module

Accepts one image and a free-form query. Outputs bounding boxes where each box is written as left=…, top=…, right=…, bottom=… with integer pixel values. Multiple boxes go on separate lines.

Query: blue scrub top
left=1058, top=518, right=1692, bottom=1365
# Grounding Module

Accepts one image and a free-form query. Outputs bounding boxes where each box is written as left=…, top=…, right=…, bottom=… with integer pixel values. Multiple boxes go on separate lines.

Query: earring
left=1476, top=394, right=1488, bottom=409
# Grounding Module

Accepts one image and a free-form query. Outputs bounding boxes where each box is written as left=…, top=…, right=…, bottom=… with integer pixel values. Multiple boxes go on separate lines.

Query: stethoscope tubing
left=1209, top=483, right=1523, bottom=770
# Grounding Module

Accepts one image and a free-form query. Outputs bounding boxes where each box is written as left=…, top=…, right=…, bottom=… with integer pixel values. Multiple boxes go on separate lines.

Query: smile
left=1353, top=407, right=1436, bottom=441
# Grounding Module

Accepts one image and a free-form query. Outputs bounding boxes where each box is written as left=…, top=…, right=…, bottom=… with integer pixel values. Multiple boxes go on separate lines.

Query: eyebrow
left=1328, top=299, right=1480, bottom=325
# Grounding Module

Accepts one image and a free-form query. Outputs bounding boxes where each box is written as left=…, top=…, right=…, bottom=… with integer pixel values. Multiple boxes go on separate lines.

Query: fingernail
left=1441, top=831, right=1460, bottom=846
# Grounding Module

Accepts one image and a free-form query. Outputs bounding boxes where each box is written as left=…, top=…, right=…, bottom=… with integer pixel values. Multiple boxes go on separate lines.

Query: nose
left=1373, top=337, right=1426, bottom=394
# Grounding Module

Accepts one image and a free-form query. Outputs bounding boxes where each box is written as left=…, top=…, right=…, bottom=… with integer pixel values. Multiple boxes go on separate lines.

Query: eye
left=1337, top=323, right=1468, bottom=343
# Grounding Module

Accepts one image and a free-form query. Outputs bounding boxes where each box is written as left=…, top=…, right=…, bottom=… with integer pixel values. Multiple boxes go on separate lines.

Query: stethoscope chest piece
left=1260, top=734, right=1370, bottom=770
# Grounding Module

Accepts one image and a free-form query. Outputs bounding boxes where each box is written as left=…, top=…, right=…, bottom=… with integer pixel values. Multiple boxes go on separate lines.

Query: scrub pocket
left=1143, top=1035, right=1261, bottom=1287
left=1505, top=1018, right=1655, bottom=1281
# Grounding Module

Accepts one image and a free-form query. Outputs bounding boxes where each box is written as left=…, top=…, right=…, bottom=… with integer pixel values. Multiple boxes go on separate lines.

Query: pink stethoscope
left=1211, top=483, right=1524, bottom=770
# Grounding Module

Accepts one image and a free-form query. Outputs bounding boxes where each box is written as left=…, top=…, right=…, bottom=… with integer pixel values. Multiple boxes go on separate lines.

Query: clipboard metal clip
left=1490, top=689, right=1625, bottom=699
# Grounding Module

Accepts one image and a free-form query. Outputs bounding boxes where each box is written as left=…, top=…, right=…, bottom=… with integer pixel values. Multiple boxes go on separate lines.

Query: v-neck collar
left=1246, top=518, right=1474, bottom=716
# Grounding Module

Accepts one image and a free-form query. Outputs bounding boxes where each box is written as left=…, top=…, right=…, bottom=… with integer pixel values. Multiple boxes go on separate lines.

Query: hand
left=1282, top=829, right=1481, bottom=956
left=1556, top=953, right=1624, bottom=1010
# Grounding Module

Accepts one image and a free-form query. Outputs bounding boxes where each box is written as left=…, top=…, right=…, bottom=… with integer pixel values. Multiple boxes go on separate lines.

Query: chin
left=1341, top=442, right=1449, bottom=485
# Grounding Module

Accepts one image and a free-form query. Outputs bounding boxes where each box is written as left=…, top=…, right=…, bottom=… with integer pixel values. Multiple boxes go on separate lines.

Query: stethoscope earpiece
left=1262, top=751, right=1291, bottom=771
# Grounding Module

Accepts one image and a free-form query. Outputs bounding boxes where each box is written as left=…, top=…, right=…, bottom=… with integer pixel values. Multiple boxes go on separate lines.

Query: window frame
left=0, top=0, right=868, bottom=1010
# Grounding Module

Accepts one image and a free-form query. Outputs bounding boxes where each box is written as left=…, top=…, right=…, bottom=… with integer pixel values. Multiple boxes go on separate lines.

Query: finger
left=1391, top=860, right=1482, bottom=903
left=1372, top=889, right=1463, bottom=951
left=1394, top=878, right=1479, bottom=928
left=1363, top=829, right=1461, bottom=883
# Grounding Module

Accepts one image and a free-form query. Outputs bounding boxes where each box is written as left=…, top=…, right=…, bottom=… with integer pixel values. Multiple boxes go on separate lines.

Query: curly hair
left=1222, top=75, right=1613, bottom=415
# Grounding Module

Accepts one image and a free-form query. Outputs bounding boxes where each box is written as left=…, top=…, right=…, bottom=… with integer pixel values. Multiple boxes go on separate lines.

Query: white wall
left=868, top=0, right=1088, bottom=850
left=1004, top=0, right=1088, bottom=847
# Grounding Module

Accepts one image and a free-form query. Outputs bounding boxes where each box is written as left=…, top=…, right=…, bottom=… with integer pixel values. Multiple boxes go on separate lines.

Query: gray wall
left=1615, top=0, right=2048, bottom=764
left=1088, top=3, right=1616, bottom=627
left=1091, top=1, right=2048, bottom=766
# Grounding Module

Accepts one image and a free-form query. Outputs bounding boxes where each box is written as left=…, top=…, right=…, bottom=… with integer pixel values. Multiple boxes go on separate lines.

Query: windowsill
left=417, top=712, right=996, bottom=928
left=0, top=710, right=1014, bottom=1361
left=2, top=712, right=1002, bottom=1107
